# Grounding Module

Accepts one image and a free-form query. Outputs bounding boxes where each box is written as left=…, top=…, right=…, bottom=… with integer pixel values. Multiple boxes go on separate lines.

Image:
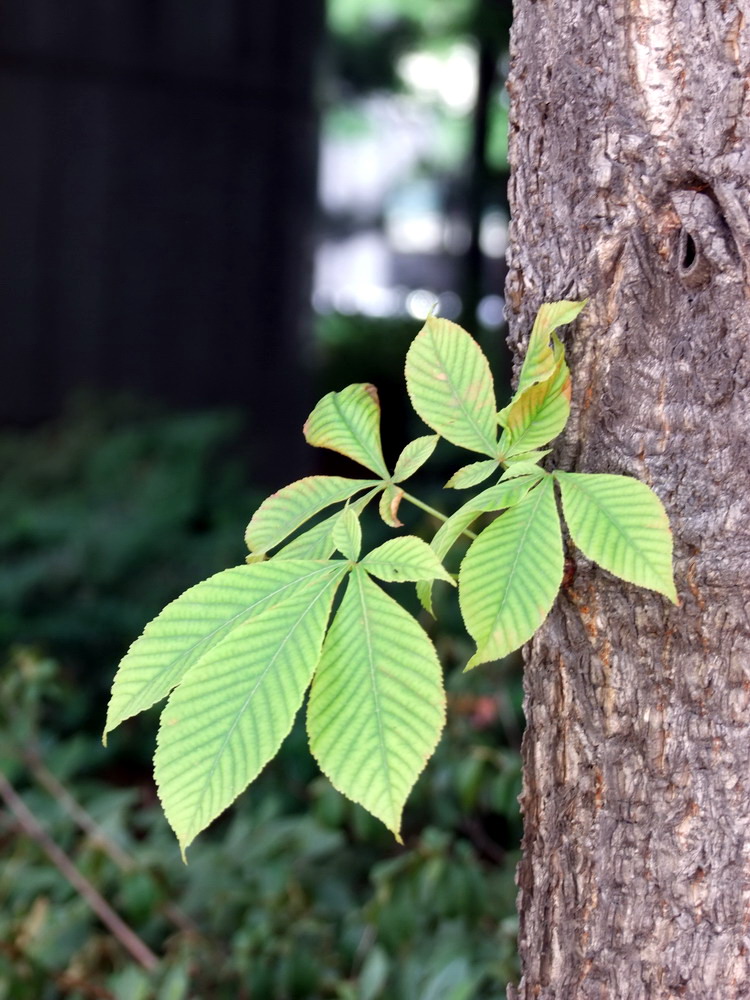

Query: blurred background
left=0, top=2, right=523, bottom=997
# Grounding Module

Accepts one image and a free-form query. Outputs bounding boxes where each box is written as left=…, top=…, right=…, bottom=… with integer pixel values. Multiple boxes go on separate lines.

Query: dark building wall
left=0, top=1, right=323, bottom=478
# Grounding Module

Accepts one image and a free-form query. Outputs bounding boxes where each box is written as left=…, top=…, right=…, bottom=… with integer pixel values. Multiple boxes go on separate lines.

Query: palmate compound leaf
left=307, top=567, right=446, bottom=839
left=303, top=383, right=390, bottom=478
left=104, top=561, right=344, bottom=740
left=360, top=536, right=455, bottom=586
left=417, top=472, right=545, bottom=615
left=405, top=316, right=498, bottom=456
left=516, top=300, right=586, bottom=396
left=459, top=476, right=564, bottom=668
left=555, top=472, right=677, bottom=602
left=392, top=434, right=440, bottom=482
left=155, top=561, right=349, bottom=854
left=245, top=476, right=378, bottom=556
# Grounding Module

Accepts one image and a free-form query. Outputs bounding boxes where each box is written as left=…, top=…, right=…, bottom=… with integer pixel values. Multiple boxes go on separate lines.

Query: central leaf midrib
left=354, top=569, right=396, bottom=821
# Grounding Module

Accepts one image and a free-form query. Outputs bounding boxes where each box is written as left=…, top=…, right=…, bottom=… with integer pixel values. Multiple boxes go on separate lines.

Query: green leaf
left=517, top=300, right=585, bottom=396
left=379, top=483, right=404, bottom=527
left=104, top=561, right=345, bottom=740
left=497, top=402, right=512, bottom=429
left=459, top=477, right=564, bottom=667
left=555, top=472, right=677, bottom=602
left=273, top=511, right=342, bottom=560
left=499, top=352, right=571, bottom=458
left=332, top=505, right=361, bottom=561
left=500, top=460, right=550, bottom=480
left=445, top=460, right=499, bottom=489
left=155, top=562, right=348, bottom=853
left=303, top=383, right=389, bottom=477
left=405, top=317, right=498, bottom=455
left=464, top=472, right=546, bottom=514
left=307, top=568, right=445, bottom=838
left=361, top=536, right=455, bottom=585
left=392, top=434, right=439, bottom=482
left=245, top=476, right=377, bottom=555
left=504, top=449, right=551, bottom=467
left=416, top=473, right=543, bottom=615
left=275, top=488, right=380, bottom=560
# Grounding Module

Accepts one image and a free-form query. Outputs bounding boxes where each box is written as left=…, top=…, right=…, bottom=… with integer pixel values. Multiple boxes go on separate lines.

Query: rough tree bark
left=505, top=1, right=750, bottom=997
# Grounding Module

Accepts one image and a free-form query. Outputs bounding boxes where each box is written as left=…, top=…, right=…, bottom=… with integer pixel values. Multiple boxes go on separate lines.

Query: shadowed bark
left=505, top=1, right=750, bottom=996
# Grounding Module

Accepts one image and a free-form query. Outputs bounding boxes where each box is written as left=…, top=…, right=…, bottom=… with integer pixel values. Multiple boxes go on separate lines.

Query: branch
left=0, top=771, right=159, bottom=972
left=25, top=753, right=198, bottom=937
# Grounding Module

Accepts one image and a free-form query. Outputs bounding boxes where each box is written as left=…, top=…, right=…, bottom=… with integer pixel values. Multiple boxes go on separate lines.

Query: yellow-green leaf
left=308, top=568, right=445, bottom=839
left=392, top=434, right=439, bottom=482
left=155, top=562, right=348, bottom=853
left=516, top=300, right=585, bottom=396
left=245, top=476, right=377, bottom=555
left=104, top=561, right=344, bottom=740
left=459, top=477, right=563, bottom=667
left=304, top=384, right=389, bottom=477
left=555, top=471, right=677, bottom=602
left=275, top=488, right=380, bottom=560
left=500, top=460, right=550, bottom=481
left=405, top=317, right=498, bottom=455
left=499, top=351, right=571, bottom=458
left=361, top=536, right=455, bottom=585
left=445, top=459, right=499, bottom=489
left=503, top=450, right=551, bottom=467
left=416, top=472, right=544, bottom=615
left=332, top=505, right=362, bottom=561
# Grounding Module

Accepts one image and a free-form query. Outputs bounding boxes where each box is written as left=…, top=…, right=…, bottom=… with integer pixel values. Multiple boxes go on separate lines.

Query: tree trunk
left=505, top=2, right=750, bottom=997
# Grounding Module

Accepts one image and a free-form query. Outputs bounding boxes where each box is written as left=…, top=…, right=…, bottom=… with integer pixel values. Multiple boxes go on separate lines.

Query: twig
left=28, top=756, right=133, bottom=869
left=24, top=751, right=199, bottom=937
left=0, top=771, right=159, bottom=971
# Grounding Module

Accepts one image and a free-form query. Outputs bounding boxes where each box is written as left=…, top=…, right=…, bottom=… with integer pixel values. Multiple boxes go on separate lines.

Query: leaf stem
left=401, top=492, right=477, bottom=541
